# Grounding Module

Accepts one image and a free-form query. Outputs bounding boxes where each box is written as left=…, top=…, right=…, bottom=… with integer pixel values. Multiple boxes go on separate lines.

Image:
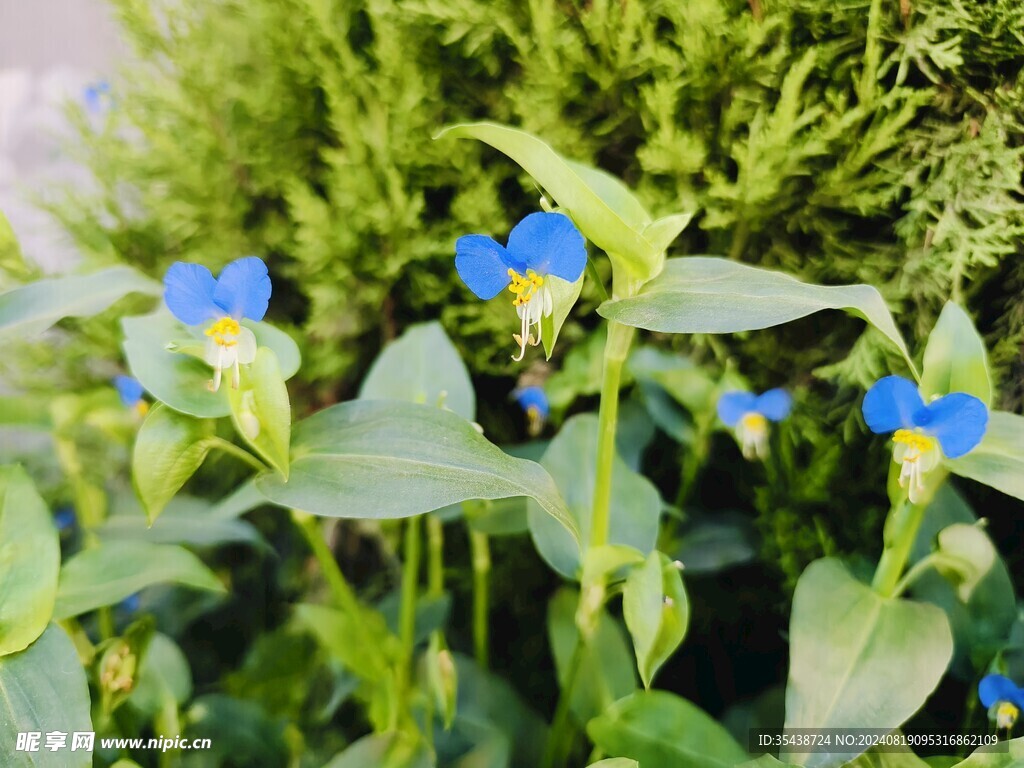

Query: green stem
left=210, top=437, right=269, bottom=473
left=542, top=639, right=586, bottom=768
left=292, top=511, right=362, bottom=614
left=859, top=0, right=885, bottom=105
left=890, top=553, right=942, bottom=599
left=591, top=322, right=635, bottom=550
left=871, top=499, right=926, bottom=597
left=427, top=514, right=444, bottom=598
left=469, top=527, right=491, bottom=670
left=398, top=515, right=422, bottom=698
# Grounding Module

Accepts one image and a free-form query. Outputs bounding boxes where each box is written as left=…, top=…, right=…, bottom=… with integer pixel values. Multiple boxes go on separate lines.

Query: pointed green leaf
left=587, top=760, right=639, bottom=768
left=587, top=690, right=747, bottom=768
left=599, top=258, right=915, bottom=374
left=0, top=625, right=93, bottom=768
left=359, top=321, right=475, bottom=420
left=643, top=213, right=694, bottom=254
left=122, top=309, right=300, bottom=418
left=783, top=559, right=953, bottom=767
left=437, top=122, right=662, bottom=282
left=541, top=273, right=585, bottom=359
left=947, top=411, right=1024, bottom=501
left=527, top=414, right=660, bottom=578
left=0, top=466, right=59, bottom=656
left=257, top=400, right=577, bottom=542
left=133, top=403, right=217, bottom=524
left=951, top=737, right=1024, bottom=766
left=55, top=541, right=224, bottom=618
left=0, top=266, right=160, bottom=340
left=920, top=302, right=991, bottom=405
left=228, top=347, right=290, bottom=477
left=623, top=552, right=689, bottom=688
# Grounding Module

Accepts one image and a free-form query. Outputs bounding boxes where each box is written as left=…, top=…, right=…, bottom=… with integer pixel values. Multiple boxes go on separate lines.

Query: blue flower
left=163, top=257, right=271, bottom=391
left=979, top=674, right=1024, bottom=730
left=717, top=389, right=791, bottom=460
left=120, top=593, right=141, bottom=614
left=113, top=375, right=148, bottom=416
left=83, top=80, right=111, bottom=114
left=513, top=386, right=549, bottom=436
left=862, top=375, right=987, bottom=503
left=456, top=212, right=586, bottom=361
left=53, top=506, right=76, bottom=532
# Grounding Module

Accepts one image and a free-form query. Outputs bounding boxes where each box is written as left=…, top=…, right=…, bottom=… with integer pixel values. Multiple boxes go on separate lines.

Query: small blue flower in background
left=114, top=375, right=149, bottom=416
left=456, top=212, right=586, bottom=361
left=862, top=375, right=987, bottom=503
left=717, top=389, right=791, bottom=461
left=513, top=386, right=549, bottom=436
left=83, top=80, right=112, bottom=115
left=163, top=257, right=271, bottom=392
left=53, top=506, right=75, bottom=532
left=979, top=674, right=1024, bottom=730
left=120, top=593, right=141, bottom=614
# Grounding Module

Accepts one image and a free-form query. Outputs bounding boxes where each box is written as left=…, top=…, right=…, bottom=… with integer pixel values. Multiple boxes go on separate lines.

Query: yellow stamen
left=893, top=428, right=933, bottom=452
left=205, top=316, right=241, bottom=347
left=741, top=412, right=767, bottom=431
left=997, top=701, right=1019, bottom=730
left=506, top=269, right=545, bottom=306
left=135, top=401, right=150, bottom=417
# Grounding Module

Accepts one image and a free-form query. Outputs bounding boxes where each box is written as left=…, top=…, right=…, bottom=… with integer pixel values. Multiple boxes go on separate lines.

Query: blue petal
left=862, top=376, right=924, bottom=434
left=163, top=262, right=220, bottom=325
left=717, top=391, right=758, bottom=427
left=506, top=212, right=586, bottom=282
left=916, top=392, right=988, bottom=459
left=455, top=235, right=517, bottom=300
left=53, top=507, right=76, bottom=531
left=979, top=674, right=1019, bottom=708
left=213, top=257, right=271, bottom=321
left=514, top=386, right=550, bottom=417
left=120, top=593, right=141, bottom=613
left=755, top=389, right=792, bottom=421
left=114, top=375, right=144, bottom=407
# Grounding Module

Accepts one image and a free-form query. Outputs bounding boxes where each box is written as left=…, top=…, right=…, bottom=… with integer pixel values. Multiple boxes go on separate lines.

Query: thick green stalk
left=292, top=511, right=362, bottom=614
left=541, top=639, right=585, bottom=768
left=398, top=515, right=422, bottom=697
left=427, top=513, right=444, bottom=598
left=469, top=527, right=491, bottom=670
left=871, top=499, right=926, bottom=597
left=590, top=321, right=636, bottom=550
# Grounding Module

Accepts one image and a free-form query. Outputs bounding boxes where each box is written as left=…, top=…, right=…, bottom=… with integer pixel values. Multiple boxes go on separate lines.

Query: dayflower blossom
left=455, top=212, right=586, bottom=361
left=53, top=506, right=75, bottom=532
left=513, top=385, right=549, bottom=436
left=862, top=375, right=987, bottom=503
left=83, top=80, right=112, bottom=115
left=114, top=375, right=149, bottom=416
left=979, top=674, right=1024, bottom=730
left=163, top=257, right=271, bottom=392
left=717, top=389, right=792, bottom=461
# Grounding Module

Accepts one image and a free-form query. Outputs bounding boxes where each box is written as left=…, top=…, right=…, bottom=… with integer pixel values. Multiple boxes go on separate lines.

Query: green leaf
left=950, top=737, right=1024, bottom=766
left=122, top=309, right=300, bottom=419
left=54, top=541, right=224, bottom=619
left=737, top=758, right=799, bottom=768
left=587, top=690, right=747, bottom=768
left=599, top=258, right=915, bottom=373
left=0, top=210, right=32, bottom=280
left=228, top=347, right=291, bottom=477
left=548, top=588, right=637, bottom=723
left=919, top=302, right=991, bottom=406
left=541, top=273, right=585, bottom=359
left=0, top=266, right=160, bottom=340
left=947, top=411, right=1024, bottom=501
left=932, top=523, right=996, bottom=602
left=642, top=213, right=694, bottom=254
left=623, top=552, right=689, bottom=689
left=127, top=632, right=193, bottom=716
left=0, top=465, right=59, bottom=656
left=437, top=123, right=662, bottom=282
left=256, top=400, right=577, bottom=542
left=0, top=624, right=92, bottom=768
left=587, top=760, right=640, bottom=768
left=846, top=746, right=933, bottom=767
left=581, top=544, right=646, bottom=588
left=908, top=485, right=1015, bottom=676
left=132, top=403, right=217, bottom=524
left=100, top=498, right=267, bottom=550
left=527, top=414, right=660, bottom=578
left=292, top=602, right=399, bottom=682
left=359, top=321, right=475, bottom=420
left=669, top=513, right=757, bottom=575
left=324, top=733, right=434, bottom=768
left=782, top=558, right=953, bottom=767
